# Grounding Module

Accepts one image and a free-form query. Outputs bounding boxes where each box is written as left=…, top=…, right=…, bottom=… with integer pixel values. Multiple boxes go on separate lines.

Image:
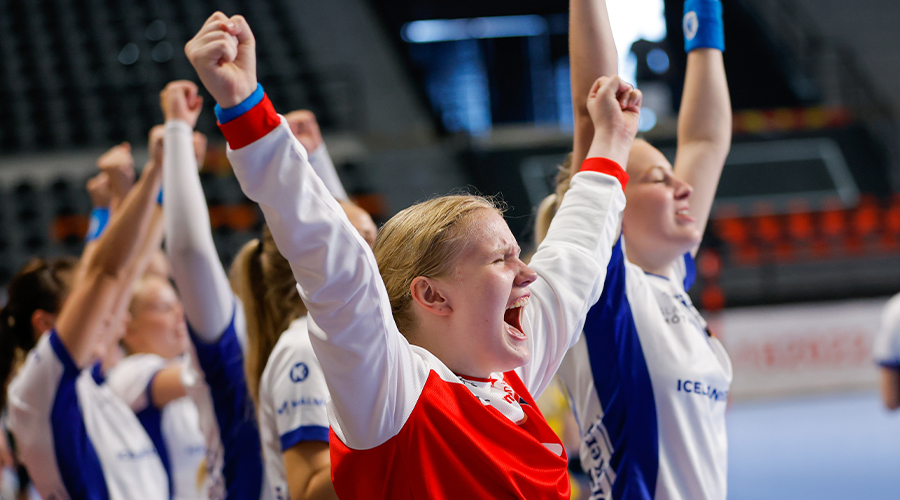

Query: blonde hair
left=230, top=225, right=307, bottom=405
left=534, top=153, right=574, bottom=246
left=373, top=195, right=501, bottom=336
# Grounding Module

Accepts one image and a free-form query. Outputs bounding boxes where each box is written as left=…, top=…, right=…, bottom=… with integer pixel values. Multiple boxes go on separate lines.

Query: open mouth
left=675, top=208, right=695, bottom=222
left=504, top=295, right=529, bottom=340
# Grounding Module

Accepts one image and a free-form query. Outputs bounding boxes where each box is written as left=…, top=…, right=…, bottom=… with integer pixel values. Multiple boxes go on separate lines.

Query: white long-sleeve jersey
left=162, top=120, right=264, bottom=500
left=219, top=94, right=627, bottom=498
left=557, top=238, right=733, bottom=500
left=7, top=331, right=169, bottom=500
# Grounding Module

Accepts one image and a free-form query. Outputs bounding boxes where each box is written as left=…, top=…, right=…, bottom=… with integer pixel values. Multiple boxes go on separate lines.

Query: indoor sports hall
left=0, top=0, right=897, bottom=499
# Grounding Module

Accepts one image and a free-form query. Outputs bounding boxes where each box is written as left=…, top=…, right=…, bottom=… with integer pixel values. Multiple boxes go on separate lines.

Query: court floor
left=728, top=390, right=900, bottom=499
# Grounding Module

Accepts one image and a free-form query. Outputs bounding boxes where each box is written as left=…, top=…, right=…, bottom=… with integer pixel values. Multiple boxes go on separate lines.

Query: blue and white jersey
left=558, top=238, right=732, bottom=500
left=105, top=354, right=208, bottom=500
left=257, top=317, right=330, bottom=500
left=6, top=330, right=168, bottom=500
left=184, top=304, right=267, bottom=500
left=873, top=293, right=900, bottom=369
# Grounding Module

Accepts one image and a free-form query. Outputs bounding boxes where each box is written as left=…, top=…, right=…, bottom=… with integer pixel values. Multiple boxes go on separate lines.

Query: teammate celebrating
left=538, top=0, right=734, bottom=498
left=161, top=78, right=371, bottom=500
left=4, top=145, right=169, bottom=499
left=185, top=12, right=638, bottom=498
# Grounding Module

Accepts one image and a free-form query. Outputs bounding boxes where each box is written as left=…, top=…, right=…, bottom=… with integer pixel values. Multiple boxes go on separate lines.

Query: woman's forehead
left=462, top=210, right=516, bottom=254
left=628, top=140, right=672, bottom=176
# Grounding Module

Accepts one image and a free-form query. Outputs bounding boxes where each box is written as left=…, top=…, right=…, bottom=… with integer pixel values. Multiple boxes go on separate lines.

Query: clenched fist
left=185, top=12, right=257, bottom=108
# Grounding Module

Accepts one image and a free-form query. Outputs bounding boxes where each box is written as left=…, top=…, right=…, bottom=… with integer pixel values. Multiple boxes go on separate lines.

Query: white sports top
left=873, top=292, right=900, bottom=369
left=105, top=354, right=208, bottom=500
left=7, top=331, right=168, bottom=500
left=557, top=238, right=733, bottom=500
left=257, top=316, right=330, bottom=500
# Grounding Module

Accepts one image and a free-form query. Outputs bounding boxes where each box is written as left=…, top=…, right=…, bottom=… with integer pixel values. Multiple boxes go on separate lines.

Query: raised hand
left=585, top=76, right=642, bottom=167
left=284, top=110, right=323, bottom=154
left=160, top=80, right=204, bottom=128
left=86, top=172, right=112, bottom=208
left=148, top=124, right=166, bottom=168
left=97, top=142, right=136, bottom=207
left=184, top=12, right=257, bottom=108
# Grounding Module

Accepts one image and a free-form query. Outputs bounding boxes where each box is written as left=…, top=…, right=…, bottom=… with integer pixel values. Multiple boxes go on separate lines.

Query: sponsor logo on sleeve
left=289, top=362, right=309, bottom=383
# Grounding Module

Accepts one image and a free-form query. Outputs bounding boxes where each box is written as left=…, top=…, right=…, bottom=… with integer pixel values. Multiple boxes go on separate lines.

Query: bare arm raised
left=569, top=0, right=619, bottom=175
left=672, top=0, right=732, bottom=256
left=55, top=158, right=162, bottom=367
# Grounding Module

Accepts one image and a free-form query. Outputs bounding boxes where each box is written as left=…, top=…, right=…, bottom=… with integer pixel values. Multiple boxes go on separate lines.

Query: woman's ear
left=30, top=309, right=57, bottom=339
left=409, top=277, right=452, bottom=317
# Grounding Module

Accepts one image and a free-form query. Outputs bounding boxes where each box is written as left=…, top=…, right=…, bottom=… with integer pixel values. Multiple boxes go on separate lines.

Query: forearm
left=677, top=49, right=731, bottom=151
left=163, top=120, right=234, bottom=340
left=88, top=161, right=162, bottom=278
left=109, top=209, right=164, bottom=330
left=300, top=467, right=337, bottom=500
left=570, top=0, right=618, bottom=172
left=880, top=367, right=900, bottom=410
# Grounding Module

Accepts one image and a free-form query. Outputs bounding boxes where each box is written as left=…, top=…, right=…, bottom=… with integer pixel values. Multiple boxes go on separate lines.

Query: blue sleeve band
left=280, top=425, right=330, bottom=451
left=683, top=0, right=725, bottom=53
left=86, top=207, right=110, bottom=242
left=214, top=83, right=265, bottom=124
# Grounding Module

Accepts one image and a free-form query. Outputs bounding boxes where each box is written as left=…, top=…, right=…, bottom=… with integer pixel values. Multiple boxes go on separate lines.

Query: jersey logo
left=683, top=11, right=699, bottom=40
left=289, top=362, right=309, bottom=383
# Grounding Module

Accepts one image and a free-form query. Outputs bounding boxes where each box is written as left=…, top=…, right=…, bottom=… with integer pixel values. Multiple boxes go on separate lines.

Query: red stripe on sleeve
left=580, top=157, right=629, bottom=190
left=217, top=94, right=281, bottom=149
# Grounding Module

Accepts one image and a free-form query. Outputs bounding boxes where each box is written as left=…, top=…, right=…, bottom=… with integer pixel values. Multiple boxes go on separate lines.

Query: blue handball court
left=728, top=390, right=900, bottom=499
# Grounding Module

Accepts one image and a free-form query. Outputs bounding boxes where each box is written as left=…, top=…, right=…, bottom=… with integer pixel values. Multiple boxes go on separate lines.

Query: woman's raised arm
left=672, top=0, right=732, bottom=255
left=185, top=12, right=424, bottom=450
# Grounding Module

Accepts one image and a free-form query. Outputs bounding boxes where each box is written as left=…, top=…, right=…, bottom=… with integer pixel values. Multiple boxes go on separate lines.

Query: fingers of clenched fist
left=284, top=110, right=323, bottom=153
left=160, top=80, right=204, bottom=128
left=185, top=12, right=257, bottom=108
left=148, top=125, right=166, bottom=167
left=586, top=76, right=642, bottom=142
left=86, top=172, right=112, bottom=208
left=97, top=142, right=136, bottom=206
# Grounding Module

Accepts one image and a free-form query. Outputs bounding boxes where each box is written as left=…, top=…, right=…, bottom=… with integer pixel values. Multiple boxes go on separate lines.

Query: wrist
left=215, top=83, right=264, bottom=124
left=587, top=130, right=632, bottom=168
left=683, top=0, right=724, bottom=52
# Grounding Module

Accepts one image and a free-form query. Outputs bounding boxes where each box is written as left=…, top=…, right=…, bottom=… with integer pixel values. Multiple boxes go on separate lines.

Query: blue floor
left=728, top=390, right=900, bottom=500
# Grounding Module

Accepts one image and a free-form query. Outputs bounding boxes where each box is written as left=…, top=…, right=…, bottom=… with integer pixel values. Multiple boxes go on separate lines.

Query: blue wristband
left=683, top=0, right=725, bottom=53
left=157, top=189, right=164, bottom=206
left=86, top=207, right=110, bottom=242
left=214, top=83, right=265, bottom=124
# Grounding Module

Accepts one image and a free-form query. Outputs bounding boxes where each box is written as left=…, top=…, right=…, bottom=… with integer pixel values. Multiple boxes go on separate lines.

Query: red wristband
left=580, top=157, right=629, bottom=190
left=217, top=94, right=281, bottom=149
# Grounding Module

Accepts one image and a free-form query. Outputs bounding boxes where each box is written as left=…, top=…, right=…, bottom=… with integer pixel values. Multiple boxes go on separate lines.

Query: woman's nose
left=516, top=262, right=538, bottom=287
left=674, top=178, right=693, bottom=200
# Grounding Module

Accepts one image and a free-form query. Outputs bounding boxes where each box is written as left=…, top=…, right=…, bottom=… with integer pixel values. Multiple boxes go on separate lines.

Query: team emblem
left=290, top=362, right=309, bottom=382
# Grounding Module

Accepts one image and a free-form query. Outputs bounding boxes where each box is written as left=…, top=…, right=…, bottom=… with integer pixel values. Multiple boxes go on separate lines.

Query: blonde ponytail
left=230, top=226, right=307, bottom=406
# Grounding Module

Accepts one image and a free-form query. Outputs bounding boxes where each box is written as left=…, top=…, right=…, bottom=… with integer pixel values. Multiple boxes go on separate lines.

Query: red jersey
left=219, top=94, right=627, bottom=498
